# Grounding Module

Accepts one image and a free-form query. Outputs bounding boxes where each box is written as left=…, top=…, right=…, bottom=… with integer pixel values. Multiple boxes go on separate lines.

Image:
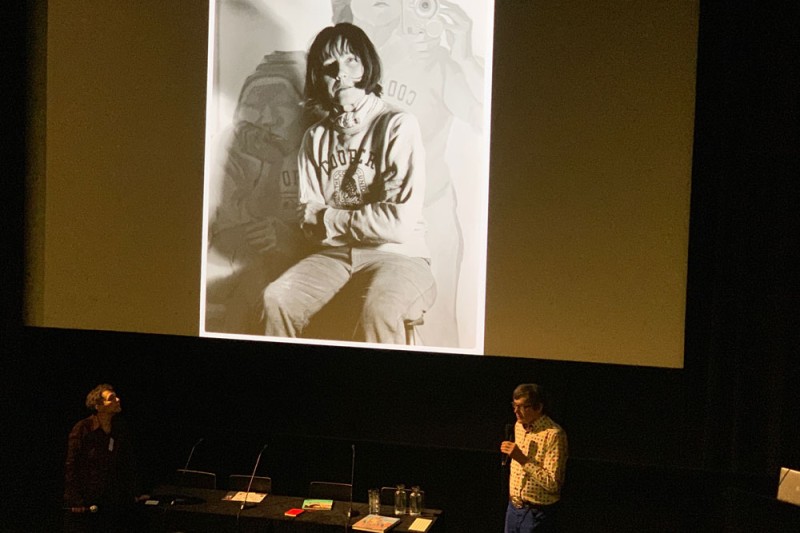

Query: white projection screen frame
left=29, top=0, right=697, bottom=367
left=200, top=0, right=495, bottom=354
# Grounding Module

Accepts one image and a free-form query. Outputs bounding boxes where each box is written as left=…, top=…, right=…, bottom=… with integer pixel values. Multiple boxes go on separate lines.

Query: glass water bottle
left=409, top=486, right=423, bottom=516
left=393, top=484, right=407, bottom=515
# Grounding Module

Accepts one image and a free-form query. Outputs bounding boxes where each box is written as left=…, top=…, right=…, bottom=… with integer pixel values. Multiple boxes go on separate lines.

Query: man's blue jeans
left=263, top=246, right=436, bottom=344
left=504, top=501, right=559, bottom=533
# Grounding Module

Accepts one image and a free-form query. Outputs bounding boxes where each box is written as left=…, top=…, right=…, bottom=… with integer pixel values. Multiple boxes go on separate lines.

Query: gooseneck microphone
left=164, top=437, right=206, bottom=508
left=237, top=443, right=268, bottom=521
left=344, top=443, right=356, bottom=532
left=179, top=437, right=205, bottom=487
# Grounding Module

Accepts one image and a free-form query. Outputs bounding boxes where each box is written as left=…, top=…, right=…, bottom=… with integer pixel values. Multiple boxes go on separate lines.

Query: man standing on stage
left=64, top=384, right=146, bottom=533
left=500, top=383, right=568, bottom=532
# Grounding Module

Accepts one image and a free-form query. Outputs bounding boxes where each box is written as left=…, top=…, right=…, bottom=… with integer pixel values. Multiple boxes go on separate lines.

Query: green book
left=302, top=498, right=333, bottom=510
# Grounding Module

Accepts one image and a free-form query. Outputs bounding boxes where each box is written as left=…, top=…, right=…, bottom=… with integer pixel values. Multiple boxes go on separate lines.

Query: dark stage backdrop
left=25, top=0, right=697, bottom=366
left=3, top=1, right=798, bottom=532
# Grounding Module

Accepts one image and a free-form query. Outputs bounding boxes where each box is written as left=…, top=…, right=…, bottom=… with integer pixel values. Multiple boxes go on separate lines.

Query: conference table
left=141, top=485, right=441, bottom=532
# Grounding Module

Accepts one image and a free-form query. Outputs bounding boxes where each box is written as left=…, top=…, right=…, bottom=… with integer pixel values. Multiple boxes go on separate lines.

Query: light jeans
left=263, top=246, right=436, bottom=345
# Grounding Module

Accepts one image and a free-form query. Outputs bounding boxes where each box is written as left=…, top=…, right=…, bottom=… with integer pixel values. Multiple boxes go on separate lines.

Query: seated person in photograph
left=64, top=384, right=147, bottom=533
left=500, top=384, right=568, bottom=533
left=262, top=22, right=436, bottom=345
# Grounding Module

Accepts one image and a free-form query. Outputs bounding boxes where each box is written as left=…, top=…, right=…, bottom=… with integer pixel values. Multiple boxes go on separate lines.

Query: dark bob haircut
left=304, top=23, right=383, bottom=111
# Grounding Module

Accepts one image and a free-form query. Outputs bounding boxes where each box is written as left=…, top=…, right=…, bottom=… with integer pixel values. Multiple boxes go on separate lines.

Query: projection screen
left=27, top=0, right=697, bottom=366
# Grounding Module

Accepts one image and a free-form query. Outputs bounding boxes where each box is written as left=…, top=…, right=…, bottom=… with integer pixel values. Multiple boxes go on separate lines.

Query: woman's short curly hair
left=85, top=383, right=114, bottom=410
left=304, top=23, right=383, bottom=111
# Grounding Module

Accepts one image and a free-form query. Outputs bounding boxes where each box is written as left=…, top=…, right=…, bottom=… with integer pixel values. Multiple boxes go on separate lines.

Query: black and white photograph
left=201, top=0, right=495, bottom=353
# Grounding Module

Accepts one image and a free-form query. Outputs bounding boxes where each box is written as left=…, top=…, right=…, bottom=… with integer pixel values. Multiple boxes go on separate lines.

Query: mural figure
left=206, top=51, right=309, bottom=334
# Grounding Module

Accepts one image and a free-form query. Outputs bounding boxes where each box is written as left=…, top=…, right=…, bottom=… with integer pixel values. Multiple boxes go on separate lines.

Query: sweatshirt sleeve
left=322, top=113, right=427, bottom=245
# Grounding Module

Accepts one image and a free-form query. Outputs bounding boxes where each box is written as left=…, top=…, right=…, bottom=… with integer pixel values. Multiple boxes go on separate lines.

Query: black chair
left=173, top=468, right=217, bottom=489
left=228, top=474, right=272, bottom=493
left=308, top=481, right=352, bottom=502
left=380, top=486, right=400, bottom=506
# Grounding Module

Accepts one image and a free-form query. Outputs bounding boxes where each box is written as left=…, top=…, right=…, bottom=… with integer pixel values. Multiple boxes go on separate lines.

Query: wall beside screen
left=27, top=0, right=697, bottom=367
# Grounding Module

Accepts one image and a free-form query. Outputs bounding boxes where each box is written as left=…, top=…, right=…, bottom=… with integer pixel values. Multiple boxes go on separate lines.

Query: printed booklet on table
left=352, top=514, right=401, bottom=532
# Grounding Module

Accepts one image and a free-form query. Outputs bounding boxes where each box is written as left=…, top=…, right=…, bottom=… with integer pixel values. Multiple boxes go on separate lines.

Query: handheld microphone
left=239, top=444, right=268, bottom=514
left=64, top=504, right=98, bottom=514
left=502, top=423, right=514, bottom=466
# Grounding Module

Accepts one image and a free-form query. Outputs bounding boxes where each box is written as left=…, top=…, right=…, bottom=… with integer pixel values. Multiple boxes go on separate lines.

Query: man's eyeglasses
left=103, top=393, right=119, bottom=403
left=511, top=402, right=532, bottom=411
